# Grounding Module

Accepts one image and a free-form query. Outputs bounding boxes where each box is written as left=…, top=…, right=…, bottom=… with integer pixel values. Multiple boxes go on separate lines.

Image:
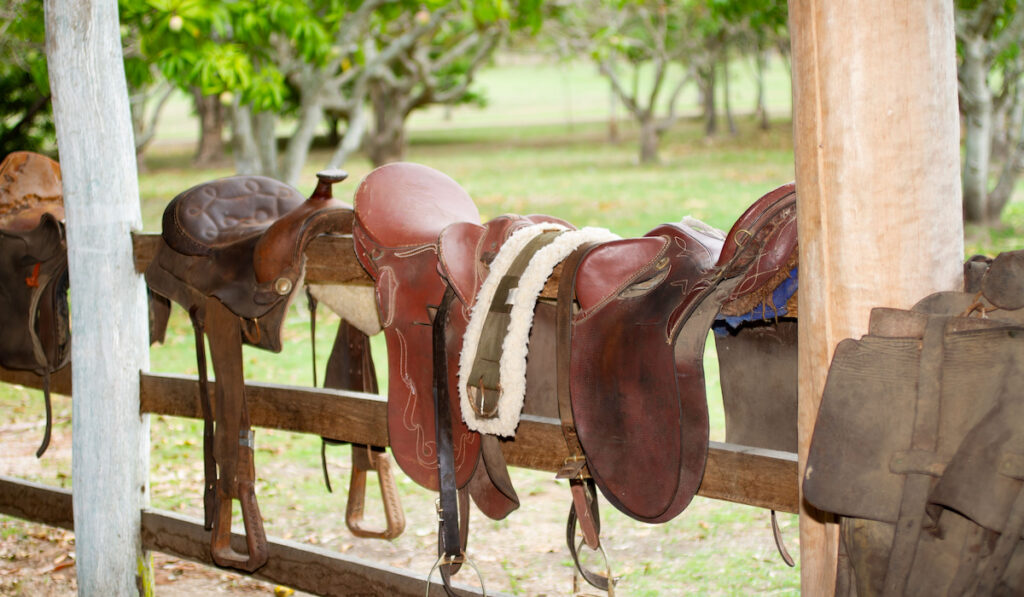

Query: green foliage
left=0, top=0, right=55, bottom=155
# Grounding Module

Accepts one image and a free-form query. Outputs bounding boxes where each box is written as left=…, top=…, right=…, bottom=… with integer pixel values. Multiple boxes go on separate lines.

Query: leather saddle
left=352, top=162, right=798, bottom=592
left=146, top=170, right=353, bottom=572
left=0, top=151, right=69, bottom=458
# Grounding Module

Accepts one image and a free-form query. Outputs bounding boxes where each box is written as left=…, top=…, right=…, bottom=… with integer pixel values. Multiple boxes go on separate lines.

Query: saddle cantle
left=146, top=170, right=352, bottom=572
left=0, top=151, right=69, bottom=458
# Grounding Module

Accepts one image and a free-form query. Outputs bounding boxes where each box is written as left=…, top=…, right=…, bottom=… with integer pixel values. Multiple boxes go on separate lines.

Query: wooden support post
left=44, top=1, right=151, bottom=593
left=788, top=3, right=963, bottom=594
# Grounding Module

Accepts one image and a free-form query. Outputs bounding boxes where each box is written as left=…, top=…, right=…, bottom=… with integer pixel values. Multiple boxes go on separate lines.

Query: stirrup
left=771, top=510, right=795, bottom=567
left=346, top=445, right=405, bottom=539
left=426, top=552, right=486, bottom=597
left=571, top=539, right=615, bottom=597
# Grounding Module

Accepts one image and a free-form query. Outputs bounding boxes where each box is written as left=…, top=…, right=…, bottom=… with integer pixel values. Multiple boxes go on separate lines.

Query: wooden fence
left=0, top=234, right=798, bottom=595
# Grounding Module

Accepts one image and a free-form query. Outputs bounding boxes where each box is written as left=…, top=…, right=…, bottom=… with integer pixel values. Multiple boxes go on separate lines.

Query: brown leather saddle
left=352, top=162, right=798, bottom=592
left=146, top=170, right=353, bottom=571
left=804, top=252, right=1024, bottom=596
left=0, top=151, right=69, bottom=458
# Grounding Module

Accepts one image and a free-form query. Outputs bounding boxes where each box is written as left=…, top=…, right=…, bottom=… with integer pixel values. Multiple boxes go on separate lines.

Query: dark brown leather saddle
left=352, top=162, right=798, bottom=592
left=146, top=170, right=354, bottom=571
left=804, top=251, right=1024, bottom=597
left=0, top=151, right=69, bottom=458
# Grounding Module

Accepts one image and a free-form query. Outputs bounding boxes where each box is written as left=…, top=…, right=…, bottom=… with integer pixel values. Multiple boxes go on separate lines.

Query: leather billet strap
left=433, top=287, right=467, bottom=595
left=555, top=243, right=618, bottom=592
left=566, top=478, right=616, bottom=593
left=188, top=307, right=217, bottom=532
left=554, top=245, right=596, bottom=485
left=882, top=315, right=949, bottom=595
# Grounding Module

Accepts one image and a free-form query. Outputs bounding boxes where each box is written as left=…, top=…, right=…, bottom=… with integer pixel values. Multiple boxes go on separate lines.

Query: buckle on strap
left=556, top=455, right=588, bottom=480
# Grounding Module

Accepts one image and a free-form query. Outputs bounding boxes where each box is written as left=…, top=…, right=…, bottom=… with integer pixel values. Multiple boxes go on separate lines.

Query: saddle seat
left=148, top=174, right=352, bottom=350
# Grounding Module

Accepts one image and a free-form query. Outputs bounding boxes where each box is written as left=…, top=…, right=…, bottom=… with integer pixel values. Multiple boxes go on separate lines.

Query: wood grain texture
left=789, top=2, right=963, bottom=594
left=0, top=475, right=74, bottom=531
left=45, top=0, right=152, bottom=593
left=140, top=374, right=799, bottom=513
left=1, top=369, right=799, bottom=513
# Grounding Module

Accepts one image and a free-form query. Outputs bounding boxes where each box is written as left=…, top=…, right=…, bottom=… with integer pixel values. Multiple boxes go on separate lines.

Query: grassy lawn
left=4, top=51, right=1024, bottom=596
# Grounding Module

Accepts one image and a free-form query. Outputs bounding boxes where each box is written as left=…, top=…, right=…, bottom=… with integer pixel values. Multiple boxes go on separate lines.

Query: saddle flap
left=804, top=308, right=1024, bottom=524
left=353, top=162, right=480, bottom=248
left=573, top=236, right=669, bottom=314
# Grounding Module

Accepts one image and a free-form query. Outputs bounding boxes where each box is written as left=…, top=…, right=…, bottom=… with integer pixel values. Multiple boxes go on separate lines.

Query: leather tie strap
left=188, top=307, right=217, bottom=531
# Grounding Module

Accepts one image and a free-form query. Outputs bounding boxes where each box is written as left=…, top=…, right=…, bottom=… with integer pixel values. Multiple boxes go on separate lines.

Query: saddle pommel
left=311, top=169, right=349, bottom=201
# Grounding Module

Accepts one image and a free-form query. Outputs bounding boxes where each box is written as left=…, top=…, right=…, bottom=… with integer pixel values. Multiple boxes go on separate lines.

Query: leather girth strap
left=556, top=243, right=615, bottom=592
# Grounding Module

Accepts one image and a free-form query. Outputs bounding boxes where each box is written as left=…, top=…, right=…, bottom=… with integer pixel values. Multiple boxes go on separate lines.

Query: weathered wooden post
left=788, top=3, right=964, bottom=594
left=44, top=0, right=152, bottom=593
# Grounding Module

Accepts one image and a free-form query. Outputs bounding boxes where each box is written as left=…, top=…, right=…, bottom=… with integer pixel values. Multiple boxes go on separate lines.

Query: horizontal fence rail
left=0, top=476, right=492, bottom=597
left=2, top=367, right=798, bottom=514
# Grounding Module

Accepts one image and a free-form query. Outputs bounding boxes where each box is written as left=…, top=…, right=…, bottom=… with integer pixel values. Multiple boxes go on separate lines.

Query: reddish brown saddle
left=0, top=151, right=69, bottom=458
left=146, top=171, right=352, bottom=572
left=352, top=162, right=798, bottom=592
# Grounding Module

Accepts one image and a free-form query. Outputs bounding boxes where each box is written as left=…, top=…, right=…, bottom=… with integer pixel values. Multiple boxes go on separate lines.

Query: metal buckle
left=556, top=455, right=588, bottom=480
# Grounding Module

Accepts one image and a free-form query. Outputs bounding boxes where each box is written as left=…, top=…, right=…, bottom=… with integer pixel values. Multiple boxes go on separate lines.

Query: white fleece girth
left=459, top=225, right=619, bottom=436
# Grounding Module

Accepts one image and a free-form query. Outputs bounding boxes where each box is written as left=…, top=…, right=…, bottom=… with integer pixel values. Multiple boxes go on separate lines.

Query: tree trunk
left=638, top=114, right=660, bottom=163
left=989, top=79, right=1024, bottom=218
left=230, top=100, right=259, bottom=175
left=327, top=106, right=367, bottom=169
left=722, top=52, right=736, bottom=136
left=366, top=83, right=407, bottom=167
left=192, top=88, right=226, bottom=167
left=608, top=81, right=620, bottom=144
left=700, top=63, right=718, bottom=137
left=255, top=111, right=278, bottom=178
left=280, top=94, right=324, bottom=186
left=961, top=37, right=993, bottom=223
left=754, top=46, right=770, bottom=130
